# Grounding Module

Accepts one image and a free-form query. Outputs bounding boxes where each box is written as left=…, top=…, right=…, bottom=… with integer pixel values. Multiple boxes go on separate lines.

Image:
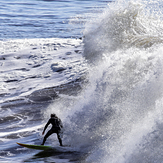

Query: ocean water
left=0, top=0, right=107, bottom=39
left=1, top=0, right=163, bottom=163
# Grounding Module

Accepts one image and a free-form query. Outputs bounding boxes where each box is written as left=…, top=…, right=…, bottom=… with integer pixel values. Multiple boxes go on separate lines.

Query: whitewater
left=1, top=0, right=163, bottom=162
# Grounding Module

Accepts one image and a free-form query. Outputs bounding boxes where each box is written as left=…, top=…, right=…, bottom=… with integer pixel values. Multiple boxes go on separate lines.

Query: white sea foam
left=0, top=38, right=86, bottom=103
left=0, top=38, right=87, bottom=155
left=2, top=0, right=163, bottom=162
left=83, top=0, right=163, bottom=63
left=42, top=0, right=163, bottom=163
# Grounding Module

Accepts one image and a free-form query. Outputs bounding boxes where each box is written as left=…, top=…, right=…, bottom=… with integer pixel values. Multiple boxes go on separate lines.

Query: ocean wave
left=59, top=1, right=163, bottom=162
left=83, top=0, right=163, bottom=63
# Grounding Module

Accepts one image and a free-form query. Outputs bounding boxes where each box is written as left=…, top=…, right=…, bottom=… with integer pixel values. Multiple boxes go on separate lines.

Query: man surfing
left=41, top=114, right=63, bottom=146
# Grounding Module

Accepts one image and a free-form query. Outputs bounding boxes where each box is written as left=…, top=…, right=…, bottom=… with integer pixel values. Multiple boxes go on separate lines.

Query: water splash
left=83, top=0, right=163, bottom=64
left=60, top=0, right=163, bottom=162
left=40, top=0, right=163, bottom=162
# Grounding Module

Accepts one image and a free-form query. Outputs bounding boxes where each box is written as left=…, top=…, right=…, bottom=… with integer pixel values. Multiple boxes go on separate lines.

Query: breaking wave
left=50, top=0, right=163, bottom=162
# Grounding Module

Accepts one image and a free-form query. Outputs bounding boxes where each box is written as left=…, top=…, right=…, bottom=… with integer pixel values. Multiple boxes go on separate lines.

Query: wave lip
left=83, top=1, right=163, bottom=63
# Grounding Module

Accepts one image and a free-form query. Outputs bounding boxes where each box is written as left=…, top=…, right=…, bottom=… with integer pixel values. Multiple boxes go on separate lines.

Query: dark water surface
left=0, top=1, right=108, bottom=162
left=2, top=0, right=163, bottom=163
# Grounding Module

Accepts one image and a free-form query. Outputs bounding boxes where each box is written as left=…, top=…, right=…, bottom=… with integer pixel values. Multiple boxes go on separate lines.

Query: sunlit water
left=0, top=0, right=107, bottom=39
left=1, top=0, right=163, bottom=163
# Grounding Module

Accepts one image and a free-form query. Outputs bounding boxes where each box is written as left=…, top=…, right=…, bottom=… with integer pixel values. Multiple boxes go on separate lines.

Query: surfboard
left=16, top=142, right=52, bottom=150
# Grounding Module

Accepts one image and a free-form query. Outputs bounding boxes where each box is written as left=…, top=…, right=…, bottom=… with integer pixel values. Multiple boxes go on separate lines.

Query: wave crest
left=83, top=0, right=163, bottom=63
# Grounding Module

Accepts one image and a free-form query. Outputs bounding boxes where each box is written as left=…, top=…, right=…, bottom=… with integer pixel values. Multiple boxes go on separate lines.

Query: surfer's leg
left=41, top=130, right=53, bottom=145
left=57, top=132, right=63, bottom=146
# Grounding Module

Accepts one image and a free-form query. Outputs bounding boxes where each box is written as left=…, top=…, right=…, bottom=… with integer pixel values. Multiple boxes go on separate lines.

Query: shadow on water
left=23, top=148, right=88, bottom=163
left=0, top=77, right=87, bottom=162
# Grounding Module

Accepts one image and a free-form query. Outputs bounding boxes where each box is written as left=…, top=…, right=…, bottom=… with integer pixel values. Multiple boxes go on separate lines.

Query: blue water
left=0, top=0, right=109, bottom=162
left=0, top=0, right=108, bottom=39
left=2, top=0, right=163, bottom=163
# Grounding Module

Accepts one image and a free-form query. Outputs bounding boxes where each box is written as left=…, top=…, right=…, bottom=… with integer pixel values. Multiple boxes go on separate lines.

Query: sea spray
left=83, top=0, right=163, bottom=162
left=83, top=0, right=163, bottom=64
left=40, top=0, right=163, bottom=162
left=52, top=0, right=163, bottom=162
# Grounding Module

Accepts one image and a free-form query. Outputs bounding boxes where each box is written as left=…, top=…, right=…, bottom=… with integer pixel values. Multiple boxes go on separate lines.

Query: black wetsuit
left=42, top=117, right=63, bottom=146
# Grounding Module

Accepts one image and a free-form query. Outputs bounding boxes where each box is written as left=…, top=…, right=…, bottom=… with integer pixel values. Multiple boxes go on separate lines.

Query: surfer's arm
left=42, top=119, right=51, bottom=135
left=60, top=120, right=63, bottom=128
left=59, top=119, right=63, bottom=129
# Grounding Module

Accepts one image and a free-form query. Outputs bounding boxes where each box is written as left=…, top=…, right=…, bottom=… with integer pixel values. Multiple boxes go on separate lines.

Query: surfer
left=41, top=114, right=63, bottom=146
